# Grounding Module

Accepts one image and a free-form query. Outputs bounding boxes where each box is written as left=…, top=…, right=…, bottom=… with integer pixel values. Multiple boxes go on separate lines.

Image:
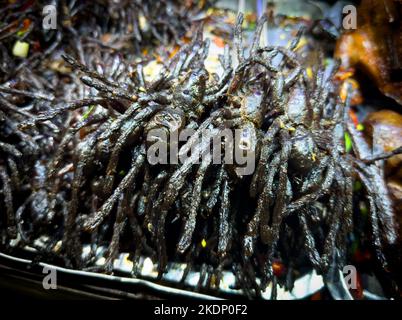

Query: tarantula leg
left=83, top=145, right=145, bottom=232
left=4, top=116, right=39, bottom=153
left=155, top=130, right=219, bottom=271
left=335, top=157, right=354, bottom=235
left=286, top=160, right=336, bottom=215
left=205, top=70, right=232, bottom=97
left=102, top=125, right=142, bottom=195
left=363, top=146, right=402, bottom=164
left=19, top=98, right=107, bottom=129
left=257, top=154, right=281, bottom=239
left=7, top=158, right=20, bottom=191
left=15, top=195, right=33, bottom=243
left=270, top=73, right=286, bottom=112
left=180, top=244, right=196, bottom=284
left=316, top=62, right=341, bottom=116
left=271, top=27, right=304, bottom=83
left=321, top=193, right=343, bottom=272
left=47, top=112, right=108, bottom=182
left=288, top=26, right=305, bottom=51
left=81, top=76, right=138, bottom=102
left=62, top=54, right=119, bottom=87
left=143, top=170, right=169, bottom=230
left=63, top=131, right=99, bottom=265
left=204, top=265, right=215, bottom=291
left=250, top=14, right=268, bottom=56
left=271, top=276, right=278, bottom=300
left=45, top=115, right=108, bottom=221
left=126, top=192, right=154, bottom=276
left=240, top=259, right=262, bottom=298
left=226, top=60, right=252, bottom=95
left=136, top=165, right=150, bottom=216
left=261, top=133, right=292, bottom=245
left=171, top=25, right=204, bottom=76
left=0, top=166, right=16, bottom=238
left=299, top=209, right=322, bottom=270
left=347, top=119, right=399, bottom=246
left=244, top=153, right=281, bottom=257
left=250, top=57, right=280, bottom=73
left=282, top=61, right=301, bottom=90
left=178, top=111, right=222, bottom=161
left=299, top=156, right=330, bottom=193
left=178, top=183, right=193, bottom=221
left=206, top=45, right=232, bottom=97
left=260, top=46, right=301, bottom=88
left=244, top=172, right=268, bottom=257
left=103, top=103, right=161, bottom=195
left=234, top=13, right=245, bottom=64
left=172, top=44, right=193, bottom=76
left=355, top=167, right=389, bottom=269
left=0, top=141, right=22, bottom=158
left=99, top=102, right=141, bottom=142
left=104, top=194, right=128, bottom=274
left=205, top=166, right=225, bottom=215
left=213, top=257, right=231, bottom=289
left=197, top=263, right=208, bottom=290
left=0, top=85, right=54, bottom=101
left=203, top=79, right=232, bottom=105
left=311, top=52, right=326, bottom=104
left=217, top=177, right=231, bottom=257
left=355, top=160, right=398, bottom=245
left=83, top=216, right=100, bottom=264
left=0, top=94, right=35, bottom=120
left=177, top=154, right=212, bottom=254
left=136, top=64, right=147, bottom=90
left=250, top=117, right=284, bottom=197
left=187, top=38, right=210, bottom=71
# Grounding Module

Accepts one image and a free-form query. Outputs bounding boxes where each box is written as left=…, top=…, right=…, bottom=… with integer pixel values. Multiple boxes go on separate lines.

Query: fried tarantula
left=2, top=9, right=401, bottom=299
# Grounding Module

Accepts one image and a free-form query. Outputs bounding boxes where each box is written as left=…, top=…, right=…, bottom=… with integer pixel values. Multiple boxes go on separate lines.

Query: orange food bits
left=340, top=78, right=363, bottom=105
left=213, top=36, right=225, bottom=48
left=348, top=109, right=359, bottom=127
left=22, top=18, right=31, bottom=31
left=272, top=261, right=285, bottom=277
left=169, top=46, right=180, bottom=59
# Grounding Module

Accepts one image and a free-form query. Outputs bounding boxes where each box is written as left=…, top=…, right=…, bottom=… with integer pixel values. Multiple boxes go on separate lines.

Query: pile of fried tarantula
left=1, top=2, right=402, bottom=299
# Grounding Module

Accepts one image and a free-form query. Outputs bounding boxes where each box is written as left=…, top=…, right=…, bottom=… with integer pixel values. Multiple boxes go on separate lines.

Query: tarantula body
left=13, top=22, right=234, bottom=270
left=192, top=15, right=397, bottom=296
left=243, top=62, right=351, bottom=284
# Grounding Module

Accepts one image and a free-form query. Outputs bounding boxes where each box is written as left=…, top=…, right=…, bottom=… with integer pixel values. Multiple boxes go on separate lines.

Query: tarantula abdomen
left=288, top=127, right=319, bottom=175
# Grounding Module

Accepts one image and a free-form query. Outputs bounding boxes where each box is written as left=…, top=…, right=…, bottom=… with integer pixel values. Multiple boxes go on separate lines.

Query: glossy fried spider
left=139, top=14, right=304, bottom=279
left=239, top=21, right=402, bottom=293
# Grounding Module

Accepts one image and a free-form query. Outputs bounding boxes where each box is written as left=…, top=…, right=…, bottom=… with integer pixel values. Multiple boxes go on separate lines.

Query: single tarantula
left=238, top=15, right=401, bottom=292
left=141, top=14, right=305, bottom=279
